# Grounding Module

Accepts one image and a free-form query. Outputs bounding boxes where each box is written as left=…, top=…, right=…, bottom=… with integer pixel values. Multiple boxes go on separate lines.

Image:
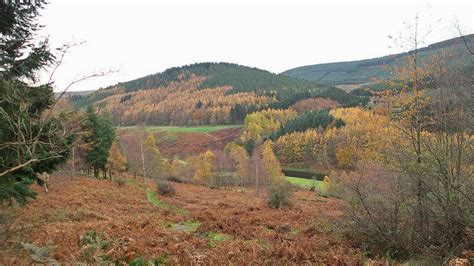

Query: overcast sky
left=38, top=0, right=473, bottom=92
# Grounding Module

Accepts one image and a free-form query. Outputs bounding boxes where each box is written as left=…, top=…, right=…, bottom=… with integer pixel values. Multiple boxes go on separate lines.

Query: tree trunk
left=140, top=138, right=147, bottom=182
left=72, top=146, right=75, bottom=173
left=255, top=164, right=259, bottom=197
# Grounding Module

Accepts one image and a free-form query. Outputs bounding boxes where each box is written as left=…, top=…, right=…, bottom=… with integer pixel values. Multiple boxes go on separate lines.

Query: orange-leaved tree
left=106, top=141, right=127, bottom=180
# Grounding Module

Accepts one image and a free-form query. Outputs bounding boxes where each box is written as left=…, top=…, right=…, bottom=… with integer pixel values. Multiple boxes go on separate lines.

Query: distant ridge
left=282, top=34, right=474, bottom=85
left=104, top=62, right=316, bottom=94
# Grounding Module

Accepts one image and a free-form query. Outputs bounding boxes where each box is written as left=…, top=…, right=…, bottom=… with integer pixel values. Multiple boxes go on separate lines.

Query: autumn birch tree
left=142, top=134, right=163, bottom=180
left=225, top=143, right=250, bottom=188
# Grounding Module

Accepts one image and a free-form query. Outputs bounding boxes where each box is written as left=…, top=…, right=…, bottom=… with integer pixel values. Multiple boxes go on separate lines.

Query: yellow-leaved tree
left=240, top=109, right=297, bottom=144
left=261, top=140, right=292, bottom=209
left=106, top=141, right=128, bottom=180
left=225, top=142, right=250, bottom=188
left=194, top=150, right=215, bottom=185
left=260, top=140, right=283, bottom=183
left=142, top=134, right=163, bottom=180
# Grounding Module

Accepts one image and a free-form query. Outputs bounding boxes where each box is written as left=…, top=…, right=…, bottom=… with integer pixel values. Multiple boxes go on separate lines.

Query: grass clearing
left=206, top=232, right=232, bottom=246
left=146, top=190, right=190, bottom=215
left=286, top=176, right=329, bottom=193
left=119, top=125, right=241, bottom=134
left=119, top=125, right=242, bottom=142
left=290, top=228, right=300, bottom=236
left=170, top=220, right=201, bottom=233
left=127, top=179, right=189, bottom=215
left=146, top=190, right=169, bottom=208
left=126, top=179, right=147, bottom=189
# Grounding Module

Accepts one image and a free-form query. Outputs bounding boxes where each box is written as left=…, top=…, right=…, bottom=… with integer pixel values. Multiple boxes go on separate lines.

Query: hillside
left=69, top=63, right=368, bottom=126
left=118, top=126, right=242, bottom=158
left=282, top=34, right=474, bottom=85
left=0, top=174, right=362, bottom=264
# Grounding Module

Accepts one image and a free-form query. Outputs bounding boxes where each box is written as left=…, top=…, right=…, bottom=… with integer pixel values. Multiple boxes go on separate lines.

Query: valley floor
left=1, top=174, right=362, bottom=264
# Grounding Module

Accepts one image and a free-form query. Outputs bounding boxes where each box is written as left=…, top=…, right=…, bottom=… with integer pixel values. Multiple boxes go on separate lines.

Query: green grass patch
left=127, top=179, right=189, bottom=215
left=170, top=220, right=201, bottom=233
left=290, top=228, right=300, bottom=236
left=286, top=176, right=329, bottom=193
left=129, top=253, right=169, bottom=266
left=282, top=168, right=325, bottom=180
left=260, top=225, right=274, bottom=232
left=146, top=190, right=190, bottom=215
left=146, top=190, right=169, bottom=208
left=206, top=232, right=232, bottom=246
left=126, top=179, right=147, bottom=189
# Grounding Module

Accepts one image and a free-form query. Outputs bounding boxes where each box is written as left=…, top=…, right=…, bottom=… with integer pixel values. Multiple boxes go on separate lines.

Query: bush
left=78, top=230, right=110, bottom=263
left=0, top=209, right=18, bottom=246
left=267, top=180, right=292, bottom=209
left=156, top=180, right=175, bottom=196
left=167, top=176, right=182, bottom=183
left=129, top=253, right=169, bottom=265
left=114, top=177, right=125, bottom=186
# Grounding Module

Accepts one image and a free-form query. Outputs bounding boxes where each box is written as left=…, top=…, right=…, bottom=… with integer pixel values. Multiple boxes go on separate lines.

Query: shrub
left=114, top=177, right=125, bottom=186
left=78, top=230, right=110, bottom=263
left=267, top=180, right=292, bottom=209
left=129, top=253, right=169, bottom=265
left=167, top=176, right=182, bottom=183
left=129, top=257, right=146, bottom=266
left=156, top=180, right=175, bottom=196
left=0, top=209, right=18, bottom=246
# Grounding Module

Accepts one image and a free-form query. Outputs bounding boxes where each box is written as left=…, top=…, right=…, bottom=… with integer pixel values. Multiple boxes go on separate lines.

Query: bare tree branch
left=454, top=22, right=474, bottom=55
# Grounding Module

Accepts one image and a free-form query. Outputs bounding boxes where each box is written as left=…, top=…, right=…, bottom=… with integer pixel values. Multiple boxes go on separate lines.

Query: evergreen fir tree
left=83, top=106, right=115, bottom=178
left=0, top=1, right=75, bottom=204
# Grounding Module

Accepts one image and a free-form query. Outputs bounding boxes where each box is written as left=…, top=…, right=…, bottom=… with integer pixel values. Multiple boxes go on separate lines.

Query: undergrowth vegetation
left=156, top=180, right=175, bottom=196
left=267, top=180, right=293, bottom=209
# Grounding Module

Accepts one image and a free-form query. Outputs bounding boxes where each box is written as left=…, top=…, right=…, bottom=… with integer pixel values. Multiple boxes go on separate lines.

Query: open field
left=119, top=125, right=242, bottom=134
left=282, top=162, right=333, bottom=175
left=118, top=126, right=242, bottom=158
left=0, top=174, right=361, bottom=264
left=286, top=176, right=329, bottom=193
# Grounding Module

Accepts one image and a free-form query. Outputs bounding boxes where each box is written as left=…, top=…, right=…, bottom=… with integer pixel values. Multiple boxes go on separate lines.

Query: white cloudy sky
left=38, top=0, right=473, bottom=91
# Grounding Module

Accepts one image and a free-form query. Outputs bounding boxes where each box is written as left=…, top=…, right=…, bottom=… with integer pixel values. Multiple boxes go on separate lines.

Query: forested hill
left=282, top=34, right=474, bottom=85
left=111, top=62, right=316, bottom=94
left=69, top=62, right=368, bottom=126
left=71, top=63, right=313, bottom=107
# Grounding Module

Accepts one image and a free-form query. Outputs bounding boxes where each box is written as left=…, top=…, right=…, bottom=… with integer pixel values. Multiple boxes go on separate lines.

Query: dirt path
left=1, top=174, right=361, bottom=264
